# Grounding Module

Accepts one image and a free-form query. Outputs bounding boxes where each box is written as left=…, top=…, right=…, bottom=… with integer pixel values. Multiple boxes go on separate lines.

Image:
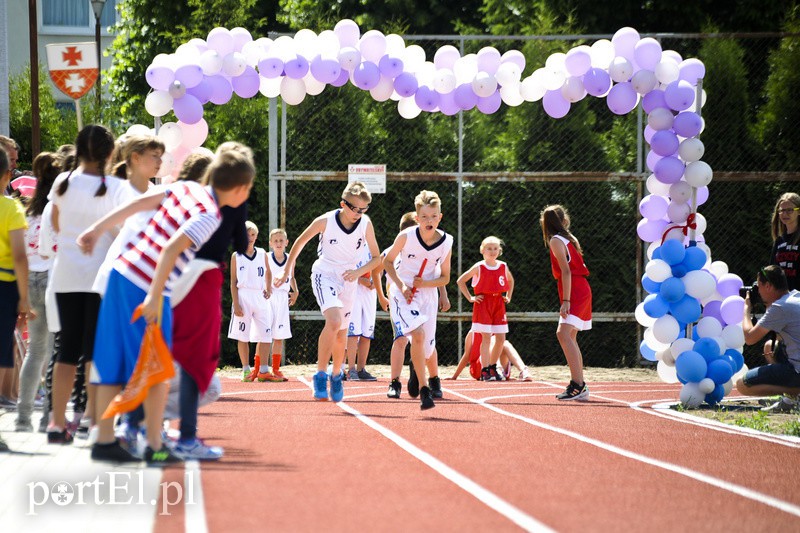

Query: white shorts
left=348, top=283, right=377, bottom=338
left=388, top=284, right=438, bottom=359
left=269, top=290, right=292, bottom=340
left=311, top=270, right=356, bottom=329
left=472, top=323, right=509, bottom=334
left=558, top=315, right=592, bottom=331
left=227, top=288, right=273, bottom=342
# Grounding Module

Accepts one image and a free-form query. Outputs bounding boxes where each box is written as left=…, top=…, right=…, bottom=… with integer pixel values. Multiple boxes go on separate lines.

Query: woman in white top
left=47, top=125, right=128, bottom=444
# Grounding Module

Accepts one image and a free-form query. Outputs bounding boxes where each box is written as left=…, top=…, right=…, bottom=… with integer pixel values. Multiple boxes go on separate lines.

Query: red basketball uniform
left=550, top=235, right=592, bottom=330
left=471, top=261, right=509, bottom=334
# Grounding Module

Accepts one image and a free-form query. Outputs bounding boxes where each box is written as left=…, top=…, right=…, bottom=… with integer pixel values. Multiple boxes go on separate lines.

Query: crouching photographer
left=736, top=265, right=800, bottom=411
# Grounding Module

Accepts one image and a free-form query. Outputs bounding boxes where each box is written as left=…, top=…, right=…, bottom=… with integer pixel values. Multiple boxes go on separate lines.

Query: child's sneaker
left=387, top=379, right=402, bottom=399
left=519, top=368, right=533, bottom=381
left=173, top=438, right=223, bottom=460
left=271, top=369, right=289, bottom=382
left=145, top=445, right=183, bottom=465
left=502, top=362, right=511, bottom=380
left=408, top=361, right=420, bottom=398
left=329, top=372, right=344, bottom=402
left=480, top=367, right=491, bottom=381
left=47, top=427, right=73, bottom=445
left=242, top=368, right=257, bottom=382
left=429, top=376, right=443, bottom=399
left=313, top=371, right=328, bottom=401
left=257, top=371, right=283, bottom=383
left=347, top=368, right=360, bottom=381
left=556, top=380, right=589, bottom=401
left=419, top=386, right=435, bottom=410
left=487, top=364, right=502, bottom=381
left=357, top=368, right=377, bottom=381
left=91, top=440, right=140, bottom=463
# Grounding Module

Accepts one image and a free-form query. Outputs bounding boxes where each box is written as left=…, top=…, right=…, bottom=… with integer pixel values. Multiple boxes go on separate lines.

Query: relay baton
left=409, top=258, right=428, bottom=301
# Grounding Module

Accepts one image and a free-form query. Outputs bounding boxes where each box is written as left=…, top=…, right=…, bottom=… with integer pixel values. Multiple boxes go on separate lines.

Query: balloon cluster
left=123, top=123, right=214, bottom=181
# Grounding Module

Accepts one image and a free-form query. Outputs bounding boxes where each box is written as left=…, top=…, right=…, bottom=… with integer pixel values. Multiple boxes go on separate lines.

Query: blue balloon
left=659, top=276, right=686, bottom=303
left=643, top=294, right=670, bottom=318
left=651, top=247, right=663, bottom=260
left=640, top=340, right=657, bottom=361
left=707, top=358, right=734, bottom=384
left=694, top=337, right=721, bottom=361
left=671, top=264, right=688, bottom=278
left=660, top=239, right=686, bottom=266
left=724, top=348, right=744, bottom=373
left=642, top=274, right=661, bottom=294
left=676, top=350, right=708, bottom=382
left=670, top=295, right=702, bottom=324
left=682, top=246, right=707, bottom=271
left=705, top=384, right=726, bottom=405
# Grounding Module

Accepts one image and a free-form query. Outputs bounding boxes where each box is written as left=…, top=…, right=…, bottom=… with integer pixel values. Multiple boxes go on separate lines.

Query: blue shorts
left=91, top=270, right=172, bottom=386
left=743, top=362, right=800, bottom=389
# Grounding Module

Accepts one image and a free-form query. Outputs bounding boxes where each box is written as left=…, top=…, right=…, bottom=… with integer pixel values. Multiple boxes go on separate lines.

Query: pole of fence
left=456, top=36, right=465, bottom=361
left=268, top=97, right=278, bottom=232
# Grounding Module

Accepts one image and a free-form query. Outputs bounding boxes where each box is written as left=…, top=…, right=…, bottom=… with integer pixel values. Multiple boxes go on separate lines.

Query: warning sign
left=348, top=164, right=386, bottom=194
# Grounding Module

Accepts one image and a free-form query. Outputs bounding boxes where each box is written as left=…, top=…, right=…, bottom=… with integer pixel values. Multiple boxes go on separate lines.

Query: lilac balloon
left=654, top=156, right=685, bottom=184
left=330, top=68, right=350, bottom=87
left=232, top=66, right=260, bottom=98
left=438, top=90, right=459, bottom=116
left=583, top=68, right=611, bottom=97
left=606, top=82, right=638, bottom=115
left=414, top=86, right=440, bottom=112
left=174, top=64, right=204, bottom=88
left=172, top=94, right=203, bottom=124
left=187, top=78, right=212, bottom=104
left=564, top=48, right=592, bottom=77
left=696, top=186, right=709, bottom=206
left=393, top=72, right=418, bottom=97
left=672, top=111, right=703, bottom=138
left=284, top=55, right=310, bottom=79
left=642, top=89, right=667, bottom=114
left=717, top=273, right=743, bottom=298
left=378, top=55, right=404, bottom=78
left=650, top=130, right=680, bottom=156
left=679, top=58, right=706, bottom=83
left=644, top=124, right=656, bottom=143
left=258, top=56, right=284, bottom=79
left=720, top=295, right=745, bottom=325
left=646, top=150, right=663, bottom=172
left=543, top=90, right=570, bottom=119
left=702, top=299, right=724, bottom=323
left=639, top=194, right=668, bottom=219
left=637, top=218, right=669, bottom=242
left=664, top=80, right=695, bottom=111
left=634, top=38, right=662, bottom=70
left=353, top=62, right=380, bottom=90
left=146, top=66, right=175, bottom=91
left=310, top=57, right=342, bottom=84
left=453, top=83, right=478, bottom=110
left=206, top=75, right=233, bottom=105
left=477, top=90, right=502, bottom=114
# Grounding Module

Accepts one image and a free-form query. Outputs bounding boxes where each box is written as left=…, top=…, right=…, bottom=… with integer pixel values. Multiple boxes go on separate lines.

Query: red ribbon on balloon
left=660, top=212, right=697, bottom=245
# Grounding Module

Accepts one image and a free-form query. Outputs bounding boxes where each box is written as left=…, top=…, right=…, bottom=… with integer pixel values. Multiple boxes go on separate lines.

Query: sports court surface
left=2, top=375, right=799, bottom=532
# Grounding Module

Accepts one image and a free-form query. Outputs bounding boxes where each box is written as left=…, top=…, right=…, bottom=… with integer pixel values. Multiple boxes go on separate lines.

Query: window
left=41, top=0, right=117, bottom=33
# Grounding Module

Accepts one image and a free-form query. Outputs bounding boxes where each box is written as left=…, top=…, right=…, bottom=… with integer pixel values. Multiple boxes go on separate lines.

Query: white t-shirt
left=395, top=226, right=453, bottom=291
left=268, top=251, right=291, bottom=294
left=48, top=171, right=129, bottom=293
left=25, top=213, right=54, bottom=272
left=234, top=247, right=268, bottom=290
left=312, top=209, right=371, bottom=276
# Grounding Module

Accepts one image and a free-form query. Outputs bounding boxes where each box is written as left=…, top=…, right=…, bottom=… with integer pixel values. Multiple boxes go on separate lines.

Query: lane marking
left=184, top=460, right=207, bottom=533
left=297, top=377, right=554, bottom=532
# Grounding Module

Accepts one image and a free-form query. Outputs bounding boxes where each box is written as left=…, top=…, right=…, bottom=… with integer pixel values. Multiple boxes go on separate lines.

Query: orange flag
left=102, top=303, right=175, bottom=420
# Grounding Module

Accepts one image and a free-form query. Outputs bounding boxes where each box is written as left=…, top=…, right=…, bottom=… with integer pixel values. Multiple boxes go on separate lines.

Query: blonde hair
left=342, top=181, right=372, bottom=203
left=270, top=228, right=288, bottom=239
left=771, top=192, right=800, bottom=244
left=111, top=135, right=165, bottom=179
left=480, top=236, right=504, bottom=256
left=217, top=141, right=254, bottom=163
left=203, top=146, right=255, bottom=191
left=245, top=220, right=258, bottom=233
left=540, top=204, right=582, bottom=253
left=399, top=211, right=417, bottom=231
left=414, top=190, right=441, bottom=211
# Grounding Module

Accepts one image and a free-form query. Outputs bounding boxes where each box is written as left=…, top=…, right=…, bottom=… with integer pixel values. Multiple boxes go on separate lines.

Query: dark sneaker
left=47, top=428, right=73, bottom=444
left=387, top=379, right=402, bottom=399
left=329, top=372, right=344, bottom=402
left=357, top=368, right=377, bottom=381
left=429, top=376, right=443, bottom=399
left=480, top=367, right=491, bottom=381
left=488, top=365, right=502, bottom=381
left=145, top=445, right=183, bottom=465
left=91, top=440, right=141, bottom=463
left=556, top=380, right=589, bottom=401
left=313, top=371, right=328, bottom=401
left=408, top=361, right=420, bottom=398
left=0, top=434, right=9, bottom=452
left=419, top=386, right=435, bottom=410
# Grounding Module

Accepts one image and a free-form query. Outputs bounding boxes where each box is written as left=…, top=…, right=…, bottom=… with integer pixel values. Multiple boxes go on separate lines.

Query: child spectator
left=383, top=191, right=453, bottom=410
left=345, top=245, right=384, bottom=382
left=456, top=236, right=514, bottom=381
left=540, top=205, right=591, bottom=401
left=274, top=181, right=381, bottom=402
left=446, top=330, right=531, bottom=381
left=265, top=228, right=298, bottom=381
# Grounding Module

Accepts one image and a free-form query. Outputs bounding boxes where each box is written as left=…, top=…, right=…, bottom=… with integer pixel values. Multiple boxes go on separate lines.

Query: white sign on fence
left=348, top=164, right=386, bottom=194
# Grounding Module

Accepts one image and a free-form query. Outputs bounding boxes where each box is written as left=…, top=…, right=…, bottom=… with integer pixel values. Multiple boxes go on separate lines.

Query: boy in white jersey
left=345, top=246, right=386, bottom=381
left=229, top=221, right=276, bottom=382
left=383, top=190, right=453, bottom=410
left=274, top=182, right=380, bottom=402
left=265, top=228, right=297, bottom=381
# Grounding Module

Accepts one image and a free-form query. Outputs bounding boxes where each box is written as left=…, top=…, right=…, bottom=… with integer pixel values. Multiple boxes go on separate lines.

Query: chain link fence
left=220, top=32, right=800, bottom=370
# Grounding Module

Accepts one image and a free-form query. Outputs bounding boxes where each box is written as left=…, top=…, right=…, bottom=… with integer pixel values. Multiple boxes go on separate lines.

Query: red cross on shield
left=45, top=43, right=99, bottom=99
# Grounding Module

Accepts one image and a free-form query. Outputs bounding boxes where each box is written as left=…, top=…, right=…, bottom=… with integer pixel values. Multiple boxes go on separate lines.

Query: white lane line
left=444, top=387, right=800, bottom=519
left=184, top=460, right=207, bottom=533
left=297, top=377, right=554, bottom=532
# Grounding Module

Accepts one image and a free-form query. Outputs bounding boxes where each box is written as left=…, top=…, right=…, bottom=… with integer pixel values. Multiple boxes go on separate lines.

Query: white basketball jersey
left=235, top=247, right=267, bottom=290
left=313, top=209, right=371, bottom=275
left=268, top=251, right=291, bottom=294
left=396, top=227, right=453, bottom=286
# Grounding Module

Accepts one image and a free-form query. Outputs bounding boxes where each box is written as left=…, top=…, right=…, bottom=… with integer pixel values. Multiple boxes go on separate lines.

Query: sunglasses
left=777, top=207, right=800, bottom=215
left=343, top=199, right=369, bottom=214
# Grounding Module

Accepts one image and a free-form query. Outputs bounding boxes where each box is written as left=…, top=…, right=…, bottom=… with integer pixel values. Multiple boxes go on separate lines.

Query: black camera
left=739, top=282, right=761, bottom=305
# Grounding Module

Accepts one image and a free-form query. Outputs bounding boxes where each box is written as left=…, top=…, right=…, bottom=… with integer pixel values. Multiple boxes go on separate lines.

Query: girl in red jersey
left=540, top=205, right=591, bottom=401
left=457, top=236, right=514, bottom=381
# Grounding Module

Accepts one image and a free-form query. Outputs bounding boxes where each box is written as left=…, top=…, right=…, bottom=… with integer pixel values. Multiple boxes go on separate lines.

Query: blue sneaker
left=313, top=371, right=329, bottom=401
left=329, top=372, right=344, bottom=402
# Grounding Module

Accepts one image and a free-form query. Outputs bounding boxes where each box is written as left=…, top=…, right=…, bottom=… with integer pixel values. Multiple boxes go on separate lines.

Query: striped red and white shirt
left=113, top=181, right=221, bottom=295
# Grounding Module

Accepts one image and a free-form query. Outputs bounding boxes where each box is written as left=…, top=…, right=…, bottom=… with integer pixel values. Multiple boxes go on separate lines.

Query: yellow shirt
left=0, top=196, right=28, bottom=282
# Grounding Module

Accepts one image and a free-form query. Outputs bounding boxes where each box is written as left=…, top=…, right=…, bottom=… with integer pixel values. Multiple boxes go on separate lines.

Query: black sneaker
left=556, top=380, right=589, bottom=401
left=419, top=386, right=435, bottom=410
left=408, top=361, right=420, bottom=398
left=429, top=376, right=443, bottom=399
left=47, top=428, right=73, bottom=445
left=488, top=364, right=503, bottom=381
left=480, top=367, right=491, bottom=381
left=387, top=379, right=402, bottom=399
left=91, top=440, right=141, bottom=463
left=145, top=445, right=183, bottom=465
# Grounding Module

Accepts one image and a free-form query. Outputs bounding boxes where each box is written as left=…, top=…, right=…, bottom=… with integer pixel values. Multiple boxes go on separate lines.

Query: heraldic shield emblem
left=45, top=42, right=99, bottom=99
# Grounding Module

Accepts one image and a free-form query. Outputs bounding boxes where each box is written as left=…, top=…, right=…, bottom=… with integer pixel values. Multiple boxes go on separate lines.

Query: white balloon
left=657, top=360, right=679, bottom=383
left=520, top=74, right=546, bottom=102
left=541, top=67, right=566, bottom=91
left=495, top=62, right=521, bottom=86
left=698, top=378, right=716, bottom=394
left=732, top=363, right=748, bottom=383
left=157, top=122, right=183, bottom=151
left=635, top=302, right=657, bottom=327
left=653, top=314, right=680, bottom=344
left=472, top=71, right=498, bottom=98
left=544, top=52, right=566, bottom=72
left=259, top=76, right=283, bottom=98
left=561, top=76, right=587, bottom=103
left=317, top=31, right=340, bottom=56
left=499, top=83, right=524, bottom=106
left=644, top=327, right=671, bottom=351
left=669, top=181, right=692, bottom=204
left=453, top=54, right=478, bottom=85
left=723, top=379, right=734, bottom=395
left=713, top=336, right=727, bottom=355
left=682, top=270, right=716, bottom=300
left=670, top=338, right=695, bottom=361
left=648, top=107, right=675, bottom=130
left=660, top=350, right=675, bottom=365
left=369, top=75, right=394, bottom=101
left=126, top=124, right=152, bottom=136
left=679, top=382, right=704, bottom=408
left=155, top=151, right=174, bottom=178
left=433, top=69, right=456, bottom=94
left=294, top=29, right=319, bottom=59
left=646, top=173, right=671, bottom=196
left=631, top=69, right=657, bottom=94
left=241, top=41, right=266, bottom=67
left=304, top=73, right=326, bottom=96
left=608, top=56, right=633, bottom=82
left=655, top=60, right=680, bottom=84
left=667, top=201, right=691, bottom=224
left=679, top=138, right=705, bottom=163
left=338, top=47, right=361, bottom=71
left=645, top=259, right=672, bottom=282
left=403, top=45, right=426, bottom=72
left=590, top=39, right=616, bottom=69
left=398, top=97, right=422, bottom=119
left=280, top=77, right=306, bottom=105
left=646, top=240, right=660, bottom=260
left=144, top=90, right=173, bottom=117
left=221, top=52, right=247, bottom=77
left=721, top=324, right=745, bottom=349
left=709, top=260, right=729, bottom=279
left=416, top=61, right=437, bottom=89
left=693, top=212, right=707, bottom=234
left=384, top=34, right=406, bottom=56
left=684, top=161, right=713, bottom=188
left=696, top=316, right=723, bottom=338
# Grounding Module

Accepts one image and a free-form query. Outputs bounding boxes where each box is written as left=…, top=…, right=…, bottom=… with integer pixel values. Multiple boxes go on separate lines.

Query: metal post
left=90, top=1, right=106, bottom=119
left=268, top=97, right=278, bottom=232
left=456, top=36, right=465, bottom=359
left=28, top=0, right=40, bottom=155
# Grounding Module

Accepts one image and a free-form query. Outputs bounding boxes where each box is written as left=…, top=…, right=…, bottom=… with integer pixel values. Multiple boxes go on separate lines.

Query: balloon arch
left=133, top=21, right=746, bottom=408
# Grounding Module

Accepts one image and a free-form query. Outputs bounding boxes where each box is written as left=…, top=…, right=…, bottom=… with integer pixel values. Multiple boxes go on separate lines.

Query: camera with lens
left=739, top=282, right=761, bottom=305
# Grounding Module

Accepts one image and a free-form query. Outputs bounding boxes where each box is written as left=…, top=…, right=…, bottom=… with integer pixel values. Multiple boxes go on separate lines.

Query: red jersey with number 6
left=471, top=261, right=509, bottom=333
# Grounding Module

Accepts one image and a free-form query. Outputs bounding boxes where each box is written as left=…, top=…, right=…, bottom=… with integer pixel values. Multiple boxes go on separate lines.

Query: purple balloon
left=642, top=89, right=667, bottom=114
left=330, top=68, right=350, bottom=87
left=453, top=83, right=478, bottom=110
left=717, top=273, right=743, bottom=298
left=606, top=82, right=638, bottom=115
left=173, top=94, right=203, bottom=124
left=257, top=56, right=284, bottom=79
left=393, top=72, right=418, bottom=97
left=664, top=80, right=695, bottom=111
left=644, top=124, right=657, bottom=143
left=637, top=218, right=669, bottom=242
left=310, top=57, right=341, bottom=84
left=284, top=55, right=310, bottom=79
left=353, top=61, right=380, bottom=90
left=414, top=86, right=440, bottom=112
left=232, top=66, right=260, bottom=98
left=654, top=156, right=685, bottom=184
left=702, top=299, right=724, bottom=323
left=582, top=68, right=611, bottom=97
left=174, top=64, right=204, bottom=88
left=187, top=78, right=212, bottom=104
left=696, top=186, right=709, bottom=205
left=679, top=58, right=706, bottom=83
left=206, top=75, right=233, bottom=105
left=672, top=111, right=703, bottom=138
left=477, top=90, right=502, bottom=114
left=543, top=90, right=570, bottom=119
left=639, top=194, right=668, bottom=219
left=438, top=90, right=459, bottom=116
left=650, top=130, right=680, bottom=156
left=720, top=295, right=745, bottom=325
left=378, top=55, right=404, bottom=78
left=146, top=66, right=175, bottom=91
left=646, top=150, right=663, bottom=172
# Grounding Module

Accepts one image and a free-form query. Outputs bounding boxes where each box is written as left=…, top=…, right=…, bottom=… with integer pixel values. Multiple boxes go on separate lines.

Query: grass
left=672, top=399, right=800, bottom=437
